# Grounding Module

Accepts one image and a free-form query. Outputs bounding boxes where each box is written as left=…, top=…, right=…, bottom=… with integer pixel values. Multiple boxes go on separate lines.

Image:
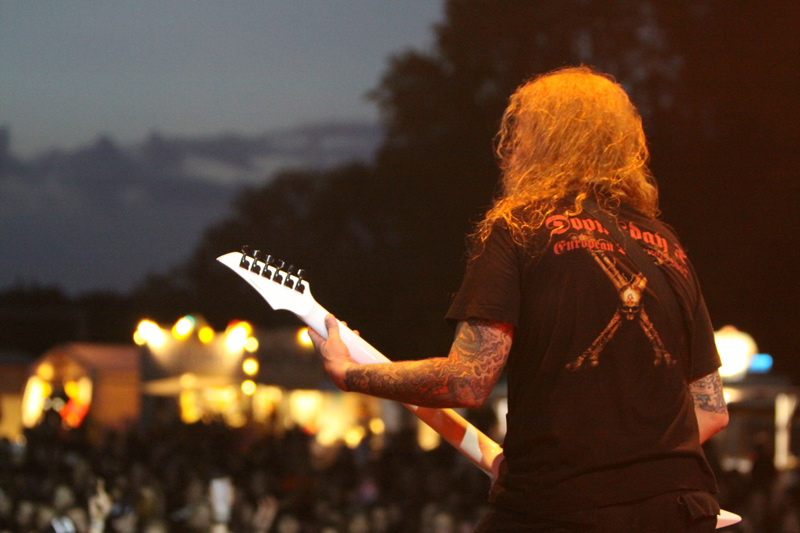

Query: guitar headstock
left=217, top=247, right=316, bottom=316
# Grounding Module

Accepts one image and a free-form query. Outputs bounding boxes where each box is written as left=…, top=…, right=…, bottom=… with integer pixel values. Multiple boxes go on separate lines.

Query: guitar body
left=217, top=249, right=740, bottom=529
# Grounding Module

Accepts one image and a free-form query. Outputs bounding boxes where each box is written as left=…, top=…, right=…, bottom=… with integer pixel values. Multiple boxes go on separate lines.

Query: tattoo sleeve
left=343, top=319, right=513, bottom=408
left=689, top=372, right=728, bottom=414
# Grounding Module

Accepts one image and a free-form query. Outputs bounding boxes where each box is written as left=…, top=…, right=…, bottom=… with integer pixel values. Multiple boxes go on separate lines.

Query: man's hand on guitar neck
left=311, top=313, right=513, bottom=409
left=309, top=314, right=356, bottom=392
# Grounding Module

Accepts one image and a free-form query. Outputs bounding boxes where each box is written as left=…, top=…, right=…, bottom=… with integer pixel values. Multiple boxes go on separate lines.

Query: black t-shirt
left=446, top=204, right=720, bottom=514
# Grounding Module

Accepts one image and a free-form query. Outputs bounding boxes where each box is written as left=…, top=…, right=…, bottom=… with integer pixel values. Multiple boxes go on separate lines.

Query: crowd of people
left=0, top=406, right=797, bottom=533
left=0, top=406, right=493, bottom=533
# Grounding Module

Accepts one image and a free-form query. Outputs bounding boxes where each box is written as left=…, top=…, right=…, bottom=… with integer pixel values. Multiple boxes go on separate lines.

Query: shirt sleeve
left=689, top=291, right=723, bottom=380
left=446, top=224, right=521, bottom=328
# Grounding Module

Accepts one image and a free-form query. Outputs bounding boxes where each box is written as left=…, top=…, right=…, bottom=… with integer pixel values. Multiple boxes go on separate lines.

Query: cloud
left=0, top=122, right=381, bottom=294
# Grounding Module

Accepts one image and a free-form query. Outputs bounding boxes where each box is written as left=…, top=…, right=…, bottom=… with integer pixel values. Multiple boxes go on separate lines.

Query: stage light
left=369, top=417, right=385, bottom=435
left=198, top=326, right=215, bottom=344
left=289, top=390, right=322, bottom=429
left=344, top=426, right=366, bottom=449
left=136, top=319, right=167, bottom=348
left=225, top=322, right=251, bottom=353
left=748, top=353, right=773, bottom=374
left=37, top=362, right=55, bottom=381
left=242, top=357, right=259, bottom=376
left=172, top=316, right=195, bottom=340
left=715, top=326, right=757, bottom=381
left=297, top=327, right=313, bottom=347
left=21, top=376, right=48, bottom=427
left=417, top=421, right=440, bottom=451
left=241, top=380, right=256, bottom=396
left=245, top=336, right=259, bottom=353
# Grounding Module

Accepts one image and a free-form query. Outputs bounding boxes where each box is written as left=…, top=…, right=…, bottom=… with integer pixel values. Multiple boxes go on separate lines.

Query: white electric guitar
left=217, top=247, right=741, bottom=529
left=217, top=248, right=504, bottom=479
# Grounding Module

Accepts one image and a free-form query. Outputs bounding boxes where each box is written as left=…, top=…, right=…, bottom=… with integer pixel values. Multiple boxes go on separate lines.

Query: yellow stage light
left=715, top=326, right=757, bottom=381
left=241, top=380, right=256, bottom=396
left=417, top=421, right=441, bottom=451
left=289, top=390, right=322, bottom=428
left=198, top=326, right=215, bottom=344
left=37, top=362, right=55, bottom=381
left=136, top=319, right=167, bottom=348
left=242, top=357, right=259, bottom=376
left=344, top=426, right=366, bottom=449
left=297, top=327, right=313, bottom=347
left=225, top=322, right=252, bottom=353
left=133, top=331, right=146, bottom=346
left=369, top=417, right=385, bottom=435
left=172, top=316, right=195, bottom=340
left=245, top=337, right=259, bottom=353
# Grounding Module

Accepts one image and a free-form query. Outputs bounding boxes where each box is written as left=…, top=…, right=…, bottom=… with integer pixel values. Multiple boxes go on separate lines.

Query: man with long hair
left=311, top=66, right=728, bottom=532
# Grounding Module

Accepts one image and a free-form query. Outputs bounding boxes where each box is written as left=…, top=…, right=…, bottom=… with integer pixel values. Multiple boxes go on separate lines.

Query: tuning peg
left=284, top=265, right=296, bottom=288
left=250, top=250, right=263, bottom=273
left=261, top=255, right=274, bottom=279
left=239, top=245, right=251, bottom=268
left=272, top=260, right=285, bottom=284
left=295, top=269, right=307, bottom=293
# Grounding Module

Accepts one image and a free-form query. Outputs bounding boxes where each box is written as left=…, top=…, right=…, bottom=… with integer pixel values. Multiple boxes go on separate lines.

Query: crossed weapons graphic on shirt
left=566, top=233, right=676, bottom=371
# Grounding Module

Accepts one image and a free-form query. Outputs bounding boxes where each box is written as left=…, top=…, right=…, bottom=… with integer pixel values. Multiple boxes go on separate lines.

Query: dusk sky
left=0, top=2, right=443, bottom=293
left=1, top=2, right=442, bottom=158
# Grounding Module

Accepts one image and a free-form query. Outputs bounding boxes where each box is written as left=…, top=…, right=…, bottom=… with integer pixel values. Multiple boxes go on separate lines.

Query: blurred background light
left=172, top=316, right=196, bottom=340
left=715, top=326, right=757, bottom=381
left=225, top=321, right=252, bottom=353
left=748, top=353, right=773, bottom=374
left=135, top=319, right=167, bottom=348
left=242, top=357, right=259, bottom=377
left=244, top=336, right=259, bottom=353
left=241, top=380, right=256, bottom=396
left=297, top=327, right=313, bottom=347
left=198, top=326, right=215, bottom=344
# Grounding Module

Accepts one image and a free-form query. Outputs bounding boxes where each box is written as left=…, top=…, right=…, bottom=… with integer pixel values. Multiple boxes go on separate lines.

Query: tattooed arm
left=689, top=371, right=729, bottom=443
left=310, top=314, right=513, bottom=409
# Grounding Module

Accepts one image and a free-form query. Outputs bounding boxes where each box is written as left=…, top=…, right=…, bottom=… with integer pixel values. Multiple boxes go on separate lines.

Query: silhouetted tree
left=0, top=286, right=79, bottom=356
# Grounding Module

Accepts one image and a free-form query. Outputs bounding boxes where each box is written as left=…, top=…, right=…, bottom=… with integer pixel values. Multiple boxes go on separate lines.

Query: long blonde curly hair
left=473, top=66, right=659, bottom=249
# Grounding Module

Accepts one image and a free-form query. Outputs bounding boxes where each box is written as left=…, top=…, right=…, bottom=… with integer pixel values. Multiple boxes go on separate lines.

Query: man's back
left=447, top=204, right=720, bottom=515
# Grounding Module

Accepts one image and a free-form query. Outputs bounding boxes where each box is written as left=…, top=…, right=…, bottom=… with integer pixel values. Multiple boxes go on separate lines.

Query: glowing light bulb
left=136, top=320, right=166, bottom=348
left=198, top=326, right=215, bottom=344
left=241, top=380, right=256, bottom=395
left=242, top=357, right=259, bottom=376
left=172, top=316, right=195, bottom=340
left=297, top=328, right=312, bottom=347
